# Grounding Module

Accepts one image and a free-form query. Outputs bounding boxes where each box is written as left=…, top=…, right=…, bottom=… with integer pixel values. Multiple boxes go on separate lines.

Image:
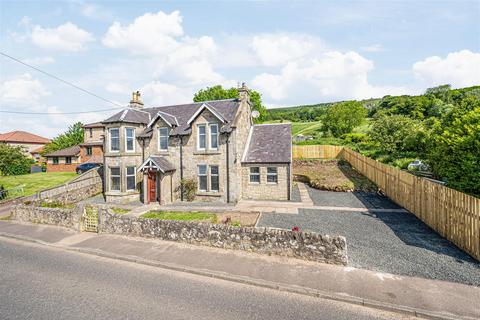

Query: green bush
left=0, top=144, right=34, bottom=176
left=392, top=158, right=416, bottom=169
left=341, top=133, right=369, bottom=144
left=180, top=178, right=197, bottom=202
left=321, top=101, right=368, bottom=137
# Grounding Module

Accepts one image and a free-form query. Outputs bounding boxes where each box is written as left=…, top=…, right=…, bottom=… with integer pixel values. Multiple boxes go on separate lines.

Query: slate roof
left=83, top=122, right=105, bottom=128
left=102, top=99, right=240, bottom=137
left=242, top=124, right=292, bottom=163
left=102, top=108, right=151, bottom=124
left=44, top=145, right=81, bottom=157
left=140, top=156, right=175, bottom=172
left=0, top=131, right=50, bottom=144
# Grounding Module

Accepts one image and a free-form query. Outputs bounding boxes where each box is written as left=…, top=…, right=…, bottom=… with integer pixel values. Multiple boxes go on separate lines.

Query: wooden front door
left=148, top=172, right=157, bottom=203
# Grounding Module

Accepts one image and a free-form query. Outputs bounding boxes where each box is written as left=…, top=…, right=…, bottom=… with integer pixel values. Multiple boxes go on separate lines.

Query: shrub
left=341, top=133, right=369, bottom=144
left=392, top=158, right=416, bottom=170
left=0, top=144, right=34, bottom=176
left=180, top=178, right=197, bottom=202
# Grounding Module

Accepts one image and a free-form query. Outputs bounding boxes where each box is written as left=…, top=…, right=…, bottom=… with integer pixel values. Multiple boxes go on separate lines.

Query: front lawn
left=0, top=172, right=77, bottom=200
left=141, top=211, right=218, bottom=223
left=294, top=159, right=377, bottom=192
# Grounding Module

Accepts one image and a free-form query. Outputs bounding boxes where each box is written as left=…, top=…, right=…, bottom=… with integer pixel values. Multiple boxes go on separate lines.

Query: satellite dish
left=252, top=110, right=260, bottom=118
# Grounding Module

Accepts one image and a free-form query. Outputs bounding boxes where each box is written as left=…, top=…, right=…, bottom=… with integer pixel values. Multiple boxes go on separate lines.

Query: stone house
left=101, top=85, right=292, bottom=204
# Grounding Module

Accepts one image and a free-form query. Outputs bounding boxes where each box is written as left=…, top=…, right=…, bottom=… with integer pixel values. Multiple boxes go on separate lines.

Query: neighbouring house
left=44, top=145, right=81, bottom=172
left=101, top=85, right=292, bottom=204
left=30, top=146, right=46, bottom=163
left=0, top=130, right=50, bottom=157
left=80, top=122, right=105, bottom=164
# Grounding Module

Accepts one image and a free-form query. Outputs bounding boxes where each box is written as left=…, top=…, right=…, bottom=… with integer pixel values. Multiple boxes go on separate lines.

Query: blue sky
left=1, top=0, right=479, bottom=137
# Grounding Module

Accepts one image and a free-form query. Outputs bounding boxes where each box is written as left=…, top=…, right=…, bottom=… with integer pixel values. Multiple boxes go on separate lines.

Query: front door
left=148, top=171, right=157, bottom=203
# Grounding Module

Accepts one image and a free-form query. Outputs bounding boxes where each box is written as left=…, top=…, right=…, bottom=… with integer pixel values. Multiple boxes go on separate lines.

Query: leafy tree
left=427, top=96, right=480, bottom=196
left=321, top=101, right=367, bottom=137
left=42, top=122, right=84, bottom=154
left=193, top=85, right=267, bottom=121
left=0, top=144, right=34, bottom=175
left=369, top=115, right=427, bottom=155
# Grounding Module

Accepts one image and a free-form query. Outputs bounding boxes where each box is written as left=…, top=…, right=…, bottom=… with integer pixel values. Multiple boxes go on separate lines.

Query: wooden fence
left=340, top=148, right=480, bottom=261
left=292, top=144, right=480, bottom=261
left=292, top=145, right=343, bottom=159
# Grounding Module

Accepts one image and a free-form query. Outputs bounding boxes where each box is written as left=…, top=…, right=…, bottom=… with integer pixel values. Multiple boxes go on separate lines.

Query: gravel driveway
left=258, top=185, right=480, bottom=286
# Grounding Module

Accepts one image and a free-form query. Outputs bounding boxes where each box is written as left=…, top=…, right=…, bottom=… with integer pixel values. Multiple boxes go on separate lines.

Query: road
left=0, top=237, right=413, bottom=320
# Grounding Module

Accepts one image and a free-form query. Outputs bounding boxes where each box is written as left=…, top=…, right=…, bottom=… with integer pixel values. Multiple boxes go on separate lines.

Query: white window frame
left=125, top=127, right=135, bottom=152
left=210, top=165, right=219, bottom=192
left=209, top=124, right=218, bottom=150
left=198, top=164, right=208, bottom=192
left=197, top=124, right=206, bottom=150
left=126, top=166, right=136, bottom=191
left=109, top=128, right=120, bottom=152
left=110, top=167, right=121, bottom=191
left=53, top=157, right=59, bottom=165
left=158, top=127, right=169, bottom=151
left=249, top=167, right=260, bottom=184
left=267, top=167, right=278, bottom=184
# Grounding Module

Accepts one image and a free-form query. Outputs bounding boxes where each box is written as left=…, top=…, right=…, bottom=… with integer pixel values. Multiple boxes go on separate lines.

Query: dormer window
left=159, top=127, right=169, bottom=151
left=125, top=128, right=135, bottom=152
left=197, top=124, right=206, bottom=150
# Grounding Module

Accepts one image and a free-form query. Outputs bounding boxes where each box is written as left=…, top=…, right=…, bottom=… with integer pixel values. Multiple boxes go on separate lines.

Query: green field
left=0, top=172, right=77, bottom=200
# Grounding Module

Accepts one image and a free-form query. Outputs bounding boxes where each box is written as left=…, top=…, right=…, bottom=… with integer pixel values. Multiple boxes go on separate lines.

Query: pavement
left=0, top=220, right=479, bottom=320
left=0, top=237, right=415, bottom=320
left=258, top=184, right=480, bottom=286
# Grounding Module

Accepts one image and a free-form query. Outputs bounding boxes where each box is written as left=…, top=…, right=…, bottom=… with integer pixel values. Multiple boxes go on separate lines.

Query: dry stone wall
left=98, top=210, right=347, bottom=265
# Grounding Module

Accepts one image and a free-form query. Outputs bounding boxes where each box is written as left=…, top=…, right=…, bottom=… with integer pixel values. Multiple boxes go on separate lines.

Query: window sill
left=193, top=150, right=221, bottom=155
left=196, top=192, right=222, bottom=197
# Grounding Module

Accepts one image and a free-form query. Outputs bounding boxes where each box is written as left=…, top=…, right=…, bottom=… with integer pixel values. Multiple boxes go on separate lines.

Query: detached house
left=101, top=84, right=292, bottom=204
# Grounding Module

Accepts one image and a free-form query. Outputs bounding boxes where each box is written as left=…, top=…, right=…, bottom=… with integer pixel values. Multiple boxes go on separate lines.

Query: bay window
left=126, top=166, right=136, bottom=191
left=210, top=124, right=218, bottom=149
left=110, top=128, right=119, bottom=152
left=210, top=165, right=219, bottom=192
left=110, top=167, right=120, bottom=191
left=125, top=128, right=135, bottom=152
left=198, top=165, right=207, bottom=191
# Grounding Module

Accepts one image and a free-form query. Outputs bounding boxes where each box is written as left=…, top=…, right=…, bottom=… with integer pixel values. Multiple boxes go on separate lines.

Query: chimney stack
left=238, top=82, right=250, bottom=103
left=129, top=91, right=144, bottom=109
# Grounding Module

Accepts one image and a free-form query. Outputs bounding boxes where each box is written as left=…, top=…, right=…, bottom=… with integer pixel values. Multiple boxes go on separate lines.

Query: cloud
left=79, top=2, right=113, bottom=21
left=361, top=44, right=385, bottom=52
left=102, top=11, right=184, bottom=55
left=0, top=73, right=51, bottom=107
left=413, top=50, right=480, bottom=88
left=31, top=22, right=94, bottom=52
left=141, top=81, right=194, bottom=106
left=252, top=50, right=409, bottom=104
left=251, top=33, right=327, bottom=67
left=102, top=10, right=228, bottom=87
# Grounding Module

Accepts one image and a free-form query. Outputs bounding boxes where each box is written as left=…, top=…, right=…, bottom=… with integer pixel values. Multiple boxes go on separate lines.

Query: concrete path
left=0, top=220, right=478, bottom=320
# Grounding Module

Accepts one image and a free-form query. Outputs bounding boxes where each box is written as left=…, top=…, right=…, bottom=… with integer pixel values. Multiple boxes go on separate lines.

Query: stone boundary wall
left=12, top=204, right=81, bottom=229
left=98, top=210, right=348, bottom=265
left=38, top=167, right=103, bottom=203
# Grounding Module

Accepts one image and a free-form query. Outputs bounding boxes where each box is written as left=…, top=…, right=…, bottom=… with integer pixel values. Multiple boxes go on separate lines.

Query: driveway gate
left=83, top=206, right=98, bottom=232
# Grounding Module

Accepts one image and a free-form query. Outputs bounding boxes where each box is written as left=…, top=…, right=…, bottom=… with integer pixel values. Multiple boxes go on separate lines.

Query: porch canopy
left=138, top=156, right=176, bottom=173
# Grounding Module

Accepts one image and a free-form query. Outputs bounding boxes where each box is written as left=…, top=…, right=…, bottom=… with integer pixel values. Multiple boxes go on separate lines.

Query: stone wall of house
left=84, top=126, right=104, bottom=143
left=98, top=210, right=348, bottom=265
left=241, top=164, right=290, bottom=200
left=104, top=122, right=145, bottom=203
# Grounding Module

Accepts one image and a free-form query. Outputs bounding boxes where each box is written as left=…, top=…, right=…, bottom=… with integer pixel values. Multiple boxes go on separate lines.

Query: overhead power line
left=0, top=107, right=123, bottom=115
left=0, top=51, right=124, bottom=108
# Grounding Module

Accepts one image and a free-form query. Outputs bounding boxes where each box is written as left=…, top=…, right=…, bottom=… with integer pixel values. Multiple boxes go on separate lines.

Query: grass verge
left=111, top=207, right=131, bottom=215
left=141, top=211, right=218, bottom=223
